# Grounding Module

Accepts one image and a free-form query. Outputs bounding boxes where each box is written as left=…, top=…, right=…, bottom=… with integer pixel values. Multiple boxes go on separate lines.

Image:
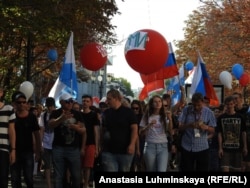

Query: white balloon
left=219, top=71, right=232, bottom=89
left=19, top=81, right=34, bottom=100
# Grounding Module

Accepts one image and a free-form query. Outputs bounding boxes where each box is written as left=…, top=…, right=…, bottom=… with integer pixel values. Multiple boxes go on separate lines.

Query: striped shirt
left=0, top=104, right=16, bottom=152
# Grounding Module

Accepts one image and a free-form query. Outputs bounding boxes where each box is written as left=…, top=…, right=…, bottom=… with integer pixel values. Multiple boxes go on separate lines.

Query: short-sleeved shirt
left=139, top=114, right=168, bottom=143
left=50, top=108, right=84, bottom=148
left=39, top=111, right=54, bottom=149
left=102, top=105, right=137, bottom=154
left=81, top=110, right=100, bottom=145
left=178, top=105, right=217, bottom=152
left=15, top=112, right=40, bottom=152
left=217, top=112, right=246, bottom=151
left=0, top=104, right=16, bottom=153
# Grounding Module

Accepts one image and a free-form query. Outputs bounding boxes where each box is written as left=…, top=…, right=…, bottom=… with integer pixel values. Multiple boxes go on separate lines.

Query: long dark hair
left=131, top=99, right=143, bottom=115
left=143, top=95, right=168, bottom=133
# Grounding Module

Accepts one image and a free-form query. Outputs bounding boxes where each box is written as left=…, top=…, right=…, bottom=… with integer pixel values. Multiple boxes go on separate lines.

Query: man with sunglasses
left=48, top=93, right=86, bottom=188
left=10, top=91, right=41, bottom=188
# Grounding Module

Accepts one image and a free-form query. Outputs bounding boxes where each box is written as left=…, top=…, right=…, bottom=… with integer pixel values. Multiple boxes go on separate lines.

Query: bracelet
left=11, top=148, right=16, bottom=150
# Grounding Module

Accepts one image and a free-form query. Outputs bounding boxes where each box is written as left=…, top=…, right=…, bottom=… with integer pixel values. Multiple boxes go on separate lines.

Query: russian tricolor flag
left=140, top=42, right=179, bottom=83
left=139, top=42, right=179, bottom=100
left=190, top=52, right=219, bottom=106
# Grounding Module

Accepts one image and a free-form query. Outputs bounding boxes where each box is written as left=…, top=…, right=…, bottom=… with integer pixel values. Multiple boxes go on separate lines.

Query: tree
left=175, top=0, right=250, bottom=99
left=119, top=77, right=134, bottom=97
left=0, top=0, right=122, bottom=102
left=109, top=76, right=134, bottom=97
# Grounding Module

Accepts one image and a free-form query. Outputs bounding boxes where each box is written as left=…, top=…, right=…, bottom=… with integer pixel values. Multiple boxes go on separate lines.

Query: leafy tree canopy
left=0, top=0, right=123, bottom=102
left=175, top=0, right=250, bottom=99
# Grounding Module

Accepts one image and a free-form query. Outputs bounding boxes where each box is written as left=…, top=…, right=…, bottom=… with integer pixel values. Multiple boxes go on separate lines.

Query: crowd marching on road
left=1, top=86, right=250, bottom=188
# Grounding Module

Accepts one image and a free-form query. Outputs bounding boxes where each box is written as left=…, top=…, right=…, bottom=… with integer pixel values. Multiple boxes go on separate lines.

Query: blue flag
left=48, top=32, right=78, bottom=107
left=165, top=65, right=185, bottom=107
left=179, top=64, right=185, bottom=86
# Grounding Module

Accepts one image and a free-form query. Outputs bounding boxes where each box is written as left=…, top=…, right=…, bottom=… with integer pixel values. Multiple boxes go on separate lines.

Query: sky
left=107, top=0, right=202, bottom=90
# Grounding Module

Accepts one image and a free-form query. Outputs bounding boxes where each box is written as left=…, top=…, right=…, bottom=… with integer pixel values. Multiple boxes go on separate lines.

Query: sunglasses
left=164, top=105, right=168, bottom=107
left=132, top=107, right=139, bottom=110
left=64, top=99, right=73, bottom=104
left=16, top=101, right=27, bottom=104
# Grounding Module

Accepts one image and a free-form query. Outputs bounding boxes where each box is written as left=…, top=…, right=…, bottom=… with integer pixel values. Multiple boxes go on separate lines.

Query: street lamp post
left=97, top=69, right=105, bottom=100
left=97, top=70, right=104, bottom=99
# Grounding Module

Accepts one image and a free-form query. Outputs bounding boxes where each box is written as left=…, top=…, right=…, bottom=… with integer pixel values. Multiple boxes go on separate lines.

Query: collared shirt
left=178, top=105, right=216, bottom=152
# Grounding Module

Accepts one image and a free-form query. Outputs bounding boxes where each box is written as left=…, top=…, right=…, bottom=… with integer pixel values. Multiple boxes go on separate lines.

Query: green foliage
left=119, top=77, right=134, bottom=97
left=0, top=0, right=120, bottom=102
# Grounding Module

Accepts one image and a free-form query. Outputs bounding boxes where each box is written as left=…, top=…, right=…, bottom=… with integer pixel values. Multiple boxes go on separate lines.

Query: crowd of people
left=0, top=86, right=250, bottom=188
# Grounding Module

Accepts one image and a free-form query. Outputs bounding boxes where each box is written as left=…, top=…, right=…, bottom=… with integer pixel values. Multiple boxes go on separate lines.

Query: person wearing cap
left=48, top=93, right=86, bottom=188
left=39, top=97, right=56, bottom=188
left=0, top=88, right=16, bottom=188
left=10, top=91, right=42, bottom=188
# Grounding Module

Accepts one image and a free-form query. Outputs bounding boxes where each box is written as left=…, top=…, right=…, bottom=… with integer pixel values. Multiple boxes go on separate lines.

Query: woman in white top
left=139, top=95, right=172, bottom=172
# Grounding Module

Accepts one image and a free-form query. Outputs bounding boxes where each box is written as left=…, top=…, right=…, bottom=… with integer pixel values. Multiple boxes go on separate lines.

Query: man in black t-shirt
left=232, top=92, right=250, bottom=171
left=10, top=91, right=41, bottom=188
left=217, top=95, right=248, bottom=172
left=49, top=93, right=85, bottom=188
left=101, top=89, right=138, bottom=172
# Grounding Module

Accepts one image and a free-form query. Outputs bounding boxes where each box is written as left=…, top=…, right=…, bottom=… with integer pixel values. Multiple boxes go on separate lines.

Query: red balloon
left=124, top=29, right=169, bottom=75
left=80, top=42, right=107, bottom=71
left=239, top=73, right=250, bottom=87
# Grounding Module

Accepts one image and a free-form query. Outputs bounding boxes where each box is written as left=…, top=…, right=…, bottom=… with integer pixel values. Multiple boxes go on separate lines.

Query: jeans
left=10, top=151, right=34, bottom=188
left=52, top=146, right=81, bottom=188
left=143, top=142, right=169, bottom=172
left=0, top=150, right=9, bottom=188
left=101, top=152, right=134, bottom=172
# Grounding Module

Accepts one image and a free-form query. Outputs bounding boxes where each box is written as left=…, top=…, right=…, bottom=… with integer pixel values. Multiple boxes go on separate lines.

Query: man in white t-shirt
left=39, top=97, right=56, bottom=188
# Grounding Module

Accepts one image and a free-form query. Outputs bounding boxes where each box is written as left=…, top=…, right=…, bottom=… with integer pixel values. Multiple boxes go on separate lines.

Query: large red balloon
left=124, top=29, right=169, bottom=75
left=239, top=73, right=250, bottom=87
left=80, top=42, right=107, bottom=71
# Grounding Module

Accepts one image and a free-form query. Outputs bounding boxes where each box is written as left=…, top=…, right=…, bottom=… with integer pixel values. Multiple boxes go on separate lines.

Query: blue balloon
left=185, top=61, right=194, bottom=71
left=47, top=49, right=58, bottom=61
left=232, top=63, right=244, bottom=80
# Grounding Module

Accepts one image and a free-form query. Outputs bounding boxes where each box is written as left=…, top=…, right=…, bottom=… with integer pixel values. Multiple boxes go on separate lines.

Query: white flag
left=48, top=32, right=78, bottom=107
